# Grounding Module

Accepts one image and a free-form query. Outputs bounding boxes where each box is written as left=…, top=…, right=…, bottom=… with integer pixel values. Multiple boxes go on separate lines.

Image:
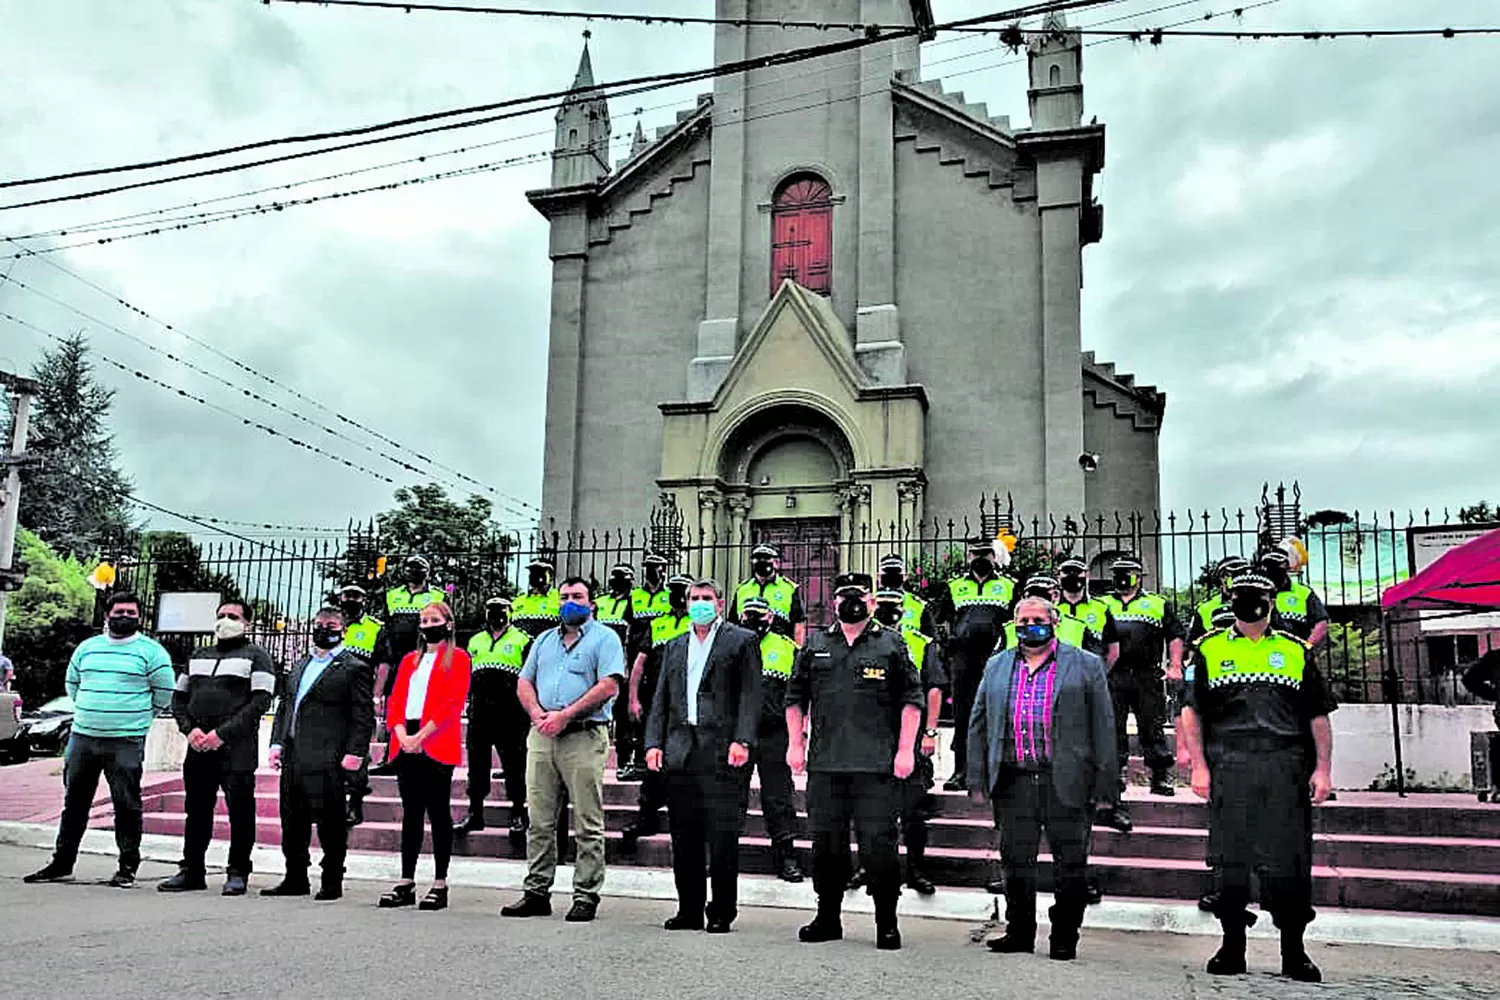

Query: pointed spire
left=571, top=30, right=596, bottom=91
left=1041, top=9, right=1068, bottom=32
left=630, top=116, right=648, bottom=158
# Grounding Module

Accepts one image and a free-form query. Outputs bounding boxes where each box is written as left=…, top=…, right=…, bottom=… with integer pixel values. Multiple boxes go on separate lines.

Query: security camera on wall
left=1079, top=452, right=1101, bottom=473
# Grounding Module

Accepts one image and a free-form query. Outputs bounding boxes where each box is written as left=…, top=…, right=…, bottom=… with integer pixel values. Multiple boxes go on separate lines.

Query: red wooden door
left=752, top=517, right=841, bottom=625
left=770, top=177, right=833, bottom=296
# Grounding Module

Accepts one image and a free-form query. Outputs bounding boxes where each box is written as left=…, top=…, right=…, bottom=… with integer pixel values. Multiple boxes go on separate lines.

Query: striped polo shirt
left=67, top=633, right=176, bottom=738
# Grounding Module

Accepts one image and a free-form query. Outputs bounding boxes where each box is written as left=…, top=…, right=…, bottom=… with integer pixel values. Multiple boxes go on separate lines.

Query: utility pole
left=0, top=370, right=40, bottom=651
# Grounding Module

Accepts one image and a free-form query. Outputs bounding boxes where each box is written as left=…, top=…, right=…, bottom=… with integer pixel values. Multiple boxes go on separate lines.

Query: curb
left=2, top=820, right=1496, bottom=952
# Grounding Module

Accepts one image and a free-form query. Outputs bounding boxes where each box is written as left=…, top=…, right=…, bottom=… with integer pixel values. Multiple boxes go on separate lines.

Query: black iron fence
left=96, top=485, right=1498, bottom=707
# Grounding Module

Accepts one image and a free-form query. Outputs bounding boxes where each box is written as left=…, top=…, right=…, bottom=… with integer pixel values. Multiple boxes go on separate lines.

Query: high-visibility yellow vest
left=1196, top=594, right=1226, bottom=632
left=651, top=613, right=692, bottom=648
left=1275, top=583, right=1313, bottom=626
left=343, top=615, right=383, bottom=658
left=759, top=632, right=799, bottom=680
left=595, top=592, right=631, bottom=626
left=1103, top=592, right=1169, bottom=627
left=901, top=592, right=927, bottom=633
left=386, top=586, right=445, bottom=618
left=632, top=586, right=671, bottom=623
left=467, top=626, right=531, bottom=675
left=1199, top=627, right=1308, bottom=690
left=948, top=574, right=1015, bottom=609
left=734, top=577, right=798, bottom=622
left=513, top=589, right=561, bottom=628
left=902, top=629, right=932, bottom=672
left=1059, top=598, right=1111, bottom=643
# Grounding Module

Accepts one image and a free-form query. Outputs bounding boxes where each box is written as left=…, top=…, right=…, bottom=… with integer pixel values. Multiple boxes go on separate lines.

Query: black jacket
left=270, top=649, right=375, bottom=772
left=645, top=622, right=762, bottom=773
left=172, top=639, right=277, bottom=772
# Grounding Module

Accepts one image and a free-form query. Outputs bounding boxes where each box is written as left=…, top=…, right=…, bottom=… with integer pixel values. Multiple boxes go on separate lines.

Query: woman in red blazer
left=378, top=600, right=470, bottom=912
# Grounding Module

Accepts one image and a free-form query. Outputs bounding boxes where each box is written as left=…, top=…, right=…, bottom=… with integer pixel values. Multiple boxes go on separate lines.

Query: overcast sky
left=1, top=0, right=1495, bottom=543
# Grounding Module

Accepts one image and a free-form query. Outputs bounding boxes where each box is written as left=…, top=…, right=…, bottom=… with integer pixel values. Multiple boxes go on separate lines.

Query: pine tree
left=11, top=333, right=135, bottom=557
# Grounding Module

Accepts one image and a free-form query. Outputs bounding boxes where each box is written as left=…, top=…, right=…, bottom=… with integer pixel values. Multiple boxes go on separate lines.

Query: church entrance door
left=752, top=518, right=840, bottom=626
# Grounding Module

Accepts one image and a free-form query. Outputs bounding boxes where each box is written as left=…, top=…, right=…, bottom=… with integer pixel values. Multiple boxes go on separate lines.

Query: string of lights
left=0, top=0, right=1114, bottom=208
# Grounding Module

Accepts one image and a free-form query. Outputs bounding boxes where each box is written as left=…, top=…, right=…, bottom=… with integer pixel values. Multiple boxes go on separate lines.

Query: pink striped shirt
left=1006, top=651, right=1058, bottom=768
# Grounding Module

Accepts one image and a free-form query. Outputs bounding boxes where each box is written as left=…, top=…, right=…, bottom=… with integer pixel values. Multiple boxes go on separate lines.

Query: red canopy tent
left=1381, top=526, right=1500, bottom=612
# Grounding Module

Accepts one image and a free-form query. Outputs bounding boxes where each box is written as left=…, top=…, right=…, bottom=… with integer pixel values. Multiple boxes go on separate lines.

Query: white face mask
left=214, top=617, right=247, bottom=641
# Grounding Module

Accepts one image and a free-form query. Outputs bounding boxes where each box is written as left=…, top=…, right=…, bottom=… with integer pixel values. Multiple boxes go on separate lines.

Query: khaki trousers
left=523, top=725, right=609, bottom=901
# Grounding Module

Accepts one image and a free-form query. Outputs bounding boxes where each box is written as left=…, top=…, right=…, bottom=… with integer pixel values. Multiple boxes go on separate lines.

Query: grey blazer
left=965, top=643, right=1116, bottom=811
left=644, top=622, right=762, bottom=773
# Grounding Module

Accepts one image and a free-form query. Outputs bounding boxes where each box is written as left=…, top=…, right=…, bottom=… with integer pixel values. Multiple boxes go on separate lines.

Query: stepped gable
left=891, top=73, right=1030, bottom=202
left=1082, top=349, right=1166, bottom=430
left=584, top=99, right=712, bottom=248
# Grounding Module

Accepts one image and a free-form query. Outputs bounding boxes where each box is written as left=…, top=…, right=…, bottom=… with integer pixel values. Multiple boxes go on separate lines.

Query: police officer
left=456, top=597, right=533, bottom=843
left=877, top=553, right=935, bottom=636
left=621, top=572, right=694, bottom=851
left=1186, top=601, right=1242, bottom=914
left=1259, top=548, right=1330, bottom=649
left=998, top=576, right=1089, bottom=652
left=739, top=596, right=804, bottom=883
left=619, top=553, right=672, bottom=781
left=938, top=537, right=1017, bottom=791
left=1101, top=555, right=1184, bottom=801
left=731, top=544, right=806, bottom=646
left=1056, top=559, right=1121, bottom=666
left=335, top=584, right=384, bottom=826
left=371, top=556, right=445, bottom=775
left=1188, top=556, right=1251, bottom=645
left=1180, top=572, right=1335, bottom=983
left=512, top=556, right=561, bottom=638
left=786, top=573, right=921, bottom=950
left=595, top=562, right=637, bottom=777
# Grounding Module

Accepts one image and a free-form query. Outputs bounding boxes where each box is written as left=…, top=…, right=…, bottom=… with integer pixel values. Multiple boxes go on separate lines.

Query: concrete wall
left=894, top=139, right=1046, bottom=519
left=1083, top=394, right=1159, bottom=518
left=571, top=141, right=713, bottom=528
left=1330, top=704, right=1497, bottom=791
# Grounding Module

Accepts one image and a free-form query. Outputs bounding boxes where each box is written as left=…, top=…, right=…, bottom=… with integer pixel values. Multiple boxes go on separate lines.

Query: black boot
left=1149, top=770, right=1176, bottom=797
left=799, top=896, right=843, bottom=943
left=773, top=841, right=803, bottom=884
left=874, top=895, right=901, bottom=951
left=1280, top=924, right=1322, bottom=982
left=1047, top=903, right=1081, bottom=961
left=455, top=805, right=486, bottom=835
left=346, top=796, right=364, bottom=829
left=1207, top=912, right=1249, bottom=976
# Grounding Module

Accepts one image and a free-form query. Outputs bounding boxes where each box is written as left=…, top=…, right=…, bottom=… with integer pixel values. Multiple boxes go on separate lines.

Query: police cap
left=878, top=553, right=905, bottom=571
left=874, top=589, right=905, bottom=604
left=485, top=596, right=513, bottom=609
left=832, top=572, right=873, bottom=595
left=609, top=562, right=635, bottom=577
left=1229, top=571, right=1275, bottom=593
left=527, top=556, right=555, bottom=572
left=1024, top=574, right=1060, bottom=596
left=1057, top=557, right=1088, bottom=575
left=740, top=596, right=770, bottom=615
left=338, top=583, right=367, bottom=598
left=642, top=551, right=670, bottom=567
left=1112, top=555, right=1145, bottom=574
left=668, top=572, right=695, bottom=588
left=967, top=537, right=996, bottom=556
left=404, top=555, right=431, bottom=570
left=751, top=543, right=780, bottom=560
left=1215, top=555, right=1251, bottom=579
left=1258, top=549, right=1291, bottom=569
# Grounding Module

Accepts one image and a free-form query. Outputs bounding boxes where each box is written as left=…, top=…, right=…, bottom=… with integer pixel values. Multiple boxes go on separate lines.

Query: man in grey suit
left=645, top=579, right=761, bottom=934
left=968, top=596, right=1115, bottom=961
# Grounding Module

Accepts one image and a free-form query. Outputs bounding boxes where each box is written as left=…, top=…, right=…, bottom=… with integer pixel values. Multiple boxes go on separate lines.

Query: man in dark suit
left=968, top=596, right=1115, bottom=962
left=262, top=607, right=374, bottom=901
left=645, top=578, right=761, bottom=934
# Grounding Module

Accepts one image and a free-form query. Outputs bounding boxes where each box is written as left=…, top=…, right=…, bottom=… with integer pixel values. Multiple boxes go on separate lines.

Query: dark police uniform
left=462, top=623, right=533, bottom=831
left=730, top=576, right=806, bottom=641
left=1101, top=590, right=1184, bottom=785
left=1187, top=626, right=1336, bottom=940
left=748, top=612, right=803, bottom=881
left=786, top=619, right=923, bottom=907
left=937, top=562, right=1016, bottom=787
left=617, top=578, right=671, bottom=776
left=622, top=607, right=692, bottom=847
left=897, top=628, right=947, bottom=887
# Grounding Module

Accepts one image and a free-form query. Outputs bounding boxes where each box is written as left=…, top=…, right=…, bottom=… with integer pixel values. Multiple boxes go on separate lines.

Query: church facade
left=529, top=1, right=1164, bottom=556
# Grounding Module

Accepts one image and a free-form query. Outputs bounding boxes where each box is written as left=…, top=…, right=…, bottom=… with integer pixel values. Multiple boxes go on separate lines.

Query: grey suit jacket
left=965, top=642, right=1116, bottom=811
left=644, top=622, right=762, bottom=773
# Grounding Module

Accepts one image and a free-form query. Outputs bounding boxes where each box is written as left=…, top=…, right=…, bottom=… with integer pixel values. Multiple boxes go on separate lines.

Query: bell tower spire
left=1027, top=10, right=1084, bottom=130
left=552, top=31, right=612, bottom=188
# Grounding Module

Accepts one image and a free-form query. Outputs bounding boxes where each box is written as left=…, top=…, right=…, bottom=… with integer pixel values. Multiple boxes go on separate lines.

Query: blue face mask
left=687, top=600, right=718, bottom=626
left=1016, top=623, right=1055, bottom=648
left=559, top=601, right=591, bottom=627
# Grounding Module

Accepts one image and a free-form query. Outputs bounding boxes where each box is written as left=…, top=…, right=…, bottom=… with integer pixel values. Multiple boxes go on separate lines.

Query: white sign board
left=1407, top=526, right=1500, bottom=632
left=155, top=592, right=223, bottom=633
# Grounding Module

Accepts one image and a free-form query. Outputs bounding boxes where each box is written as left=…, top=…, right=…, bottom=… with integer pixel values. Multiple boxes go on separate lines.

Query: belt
left=559, top=719, right=607, bottom=737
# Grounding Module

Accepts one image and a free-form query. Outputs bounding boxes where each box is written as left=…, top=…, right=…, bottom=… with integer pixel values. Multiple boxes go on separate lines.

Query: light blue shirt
left=519, top=620, right=625, bottom=724
left=291, top=646, right=342, bottom=736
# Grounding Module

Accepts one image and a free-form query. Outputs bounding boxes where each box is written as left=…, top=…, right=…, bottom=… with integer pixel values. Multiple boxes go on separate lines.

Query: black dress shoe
left=705, top=920, right=732, bottom=935
left=1282, top=954, right=1322, bottom=983
left=798, top=917, right=843, bottom=943
left=986, top=878, right=1005, bottom=895
left=1198, top=890, right=1219, bottom=912
left=501, top=892, right=553, bottom=917
left=158, top=870, right=207, bottom=892
left=664, top=914, right=704, bottom=931
left=260, top=878, right=311, bottom=897
left=565, top=899, right=598, bottom=923
left=346, top=799, right=364, bottom=828
left=943, top=773, right=967, bottom=792
left=22, top=862, right=73, bottom=883
left=777, top=856, right=804, bottom=883
left=986, top=933, right=1035, bottom=954
left=106, top=869, right=136, bottom=888
left=1206, top=948, right=1247, bottom=976
left=314, top=884, right=342, bottom=901
left=876, top=928, right=902, bottom=951
left=616, top=764, right=643, bottom=782
left=221, top=874, right=248, bottom=896
left=455, top=811, right=486, bottom=835
left=906, top=872, right=936, bottom=896
left=846, top=868, right=867, bottom=891
left=1049, top=938, right=1078, bottom=961
left=1150, top=779, right=1176, bottom=797
left=1085, top=882, right=1103, bottom=905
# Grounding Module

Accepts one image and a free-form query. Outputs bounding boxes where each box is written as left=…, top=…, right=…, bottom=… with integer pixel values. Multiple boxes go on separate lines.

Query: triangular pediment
left=709, top=280, right=867, bottom=412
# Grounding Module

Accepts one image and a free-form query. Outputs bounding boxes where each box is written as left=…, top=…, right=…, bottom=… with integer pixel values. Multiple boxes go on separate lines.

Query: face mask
left=559, top=601, right=591, bottom=627
left=836, top=595, right=870, bottom=624
left=106, top=614, right=141, bottom=638
left=969, top=557, right=992, bottom=576
left=1114, top=573, right=1137, bottom=592
left=339, top=601, right=363, bottom=622
left=668, top=587, right=688, bottom=612
left=609, top=574, right=631, bottom=594
left=743, top=617, right=769, bottom=636
left=644, top=566, right=665, bottom=587
left=1231, top=594, right=1271, bottom=624
left=1263, top=567, right=1289, bottom=587
left=406, top=568, right=427, bottom=587
left=312, top=626, right=344, bottom=650
left=529, top=570, right=549, bottom=591
left=214, top=617, right=246, bottom=641
left=1060, top=574, right=1086, bottom=595
left=878, top=570, right=903, bottom=590
left=1016, top=622, right=1055, bottom=648
left=420, top=623, right=451, bottom=643
left=752, top=560, right=774, bottom=578
left=874, top=606, right=901, bottom=628
left=687, top=600, right=718, bottom=626
left=486, top=612, right=510, bottom=631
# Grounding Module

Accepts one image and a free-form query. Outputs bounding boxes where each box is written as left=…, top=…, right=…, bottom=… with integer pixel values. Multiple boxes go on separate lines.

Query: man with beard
left=456, top=597, right=534, bottom=844
left=937, top=538, right=1016, bottom=791
left=621, top=572, right=695, bottom=851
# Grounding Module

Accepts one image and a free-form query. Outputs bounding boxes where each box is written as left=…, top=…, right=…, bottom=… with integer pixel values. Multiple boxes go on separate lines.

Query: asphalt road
left=1, top=846, right=1495, bottom=1000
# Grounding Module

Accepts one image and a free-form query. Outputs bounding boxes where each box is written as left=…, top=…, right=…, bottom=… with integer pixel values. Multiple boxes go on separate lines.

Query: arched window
left=770, top=174, right=833, bottom=296
left=1049, top=63, right=1062, bottom=86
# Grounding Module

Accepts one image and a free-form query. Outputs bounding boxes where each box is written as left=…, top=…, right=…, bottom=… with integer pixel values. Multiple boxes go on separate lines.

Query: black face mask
left=528, top=570, right=549, bottom=591
left=339, top=601, right=363, bottom=622
left=486, top=612, right=510, bottom=631
left=752, top=559, right=774, bottom=578
left=609, top=574, right=631, bottom=595
left=669, top=587, right=688, bottom=612
left=1231, top=594, right=1271, bottom=624
left=421, top=624, right=451, bottom=644
left=1113, top=572, right=1137, bottom=592
left=1263, top=567, right=1290, bottom=588
left=106, top=614, right=141, bottom=638
left=836, top=596, right=870, bottom=624
left=406, top=569, right=427, bottom=587
left=969, top=557, right=992, bottom=577
left=743, top=616, right=770, bottom=636
left=644, top=566, right=665, bottom=587
left=873, top=606, right=901, bottom=628
left=1060, top=574, right=1087, bottom=595
left=878, top=570, right=903, bottom=591
left=312, top=626, right=344, bottom=650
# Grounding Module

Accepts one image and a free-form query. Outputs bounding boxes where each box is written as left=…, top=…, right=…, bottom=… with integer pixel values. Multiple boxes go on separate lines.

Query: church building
left=529, top=2, right=1165, bottom=562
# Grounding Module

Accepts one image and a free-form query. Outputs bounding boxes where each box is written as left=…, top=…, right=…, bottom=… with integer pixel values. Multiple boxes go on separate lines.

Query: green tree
left=3, top=529, right=97, bottom=706
left=1457, top=502, right=1499, bottom=525
left=10, top=334, right=135, bottom=556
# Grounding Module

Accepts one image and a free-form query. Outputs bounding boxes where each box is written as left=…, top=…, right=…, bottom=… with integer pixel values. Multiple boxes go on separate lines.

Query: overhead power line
left=0, top=0, right=1115, bottom=209
left=266, top=0, right=935, bottom=30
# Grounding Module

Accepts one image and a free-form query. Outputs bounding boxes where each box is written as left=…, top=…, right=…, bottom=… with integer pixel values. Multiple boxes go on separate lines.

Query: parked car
left=0, top=691, right=22, bottom=763
left=18, top=695, right=74, bottom=758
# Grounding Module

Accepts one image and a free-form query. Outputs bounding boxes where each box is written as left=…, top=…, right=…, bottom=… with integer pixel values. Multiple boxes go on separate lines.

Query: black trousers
left=279, top=743, right=348, bottom=883
left=1209, top=746, right=1314, bottom=928
left=752, top=716, right=798, bottom=847
left=465, top=698, right=529, bottom=815
left=397, top=749, right=456, bottom=881
left=991, top=766, right=1091, bottom=941
left=899, top=753, right=936, bottom=871
left=632, top=670, right=667, bottom=830
left=181, top=747, right=256, bottom=875
left=54, top=733, right=145, bottom=873
left=949, top=635, right=995, bottom=778
left=1110, top=666, right=1175, bottom=774
left=613, top=687, right=642, bottom=768
left=808, top=771, right=900, bottom=903
left=667, top=743, right=749, bottom=924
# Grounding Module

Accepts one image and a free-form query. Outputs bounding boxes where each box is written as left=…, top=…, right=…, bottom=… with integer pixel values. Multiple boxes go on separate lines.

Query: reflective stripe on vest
left=1060, top=599, right=1110, bottom=641
left=467, top=626, right=531, bottom=675
left=651, top=613, right=692, bottom=648
left=1199, top=628, right=1308, bottom=690
left=1104, top=592, right=1168, bottom=627
left=1275, top=583, right=1312, bottom=624
left=344, top=616, right=382, bottom=656
left=948, top=575, right=1015, bottom=608
left=901, top=592, right=927, bottom=633
left=386, top=586, right=445, bottom=616
left=735, top=577, right=798, bottom=621
left=903, top=629, right=931, bottom=672
left=760, top=632, right=799, bottom=680
left=632, top=587, right=671, bottom=623
left=513, top=589, right=561, bottom=623
left=595, top=593, right=631, bottom=626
